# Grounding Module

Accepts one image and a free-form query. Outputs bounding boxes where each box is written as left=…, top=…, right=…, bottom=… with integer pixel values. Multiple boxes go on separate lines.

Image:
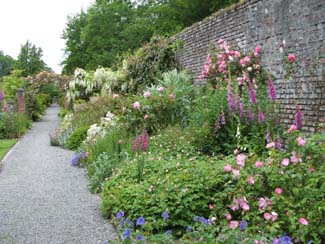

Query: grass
left=0, top=139, right=17, bottom=160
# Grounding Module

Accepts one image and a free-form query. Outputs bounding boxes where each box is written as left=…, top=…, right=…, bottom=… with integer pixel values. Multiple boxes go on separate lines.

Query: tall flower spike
left=227, top=82, right=234, bottom=112
left=248, top=83, right=257, bottom=104
left=295, top=107, right=303, bottom=129
left=268, top=79, right=277, bottom=101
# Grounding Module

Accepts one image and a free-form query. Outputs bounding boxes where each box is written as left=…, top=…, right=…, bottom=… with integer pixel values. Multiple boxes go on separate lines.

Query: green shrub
left=66, top=126, right=89, bottom=150
left=0, top=112, right=30, bottom=138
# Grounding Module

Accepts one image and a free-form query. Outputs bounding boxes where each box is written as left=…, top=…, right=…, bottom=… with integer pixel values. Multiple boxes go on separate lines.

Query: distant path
left=0, top=105, right=116, bottom=244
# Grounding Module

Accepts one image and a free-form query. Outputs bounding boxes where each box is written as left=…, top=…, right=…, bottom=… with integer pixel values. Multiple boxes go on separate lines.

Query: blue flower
left=71, top=154, right=79, bottom=166
left=308, top=241, right=313, bottom=244
left=199, top=217, right=206, bottom=224
left=136, top=235, right=145, bottom=240
left=116, top=210, right=124, bottom=219
left=193, top=216, right=199, bottom=222
left=186, top=226, right=193, bottom=233
left=239, top=220, right=248, bottom=231
left=165, top=230, right=172, bottom=235
left=136, top=216, right=145, bottom=226
left=278, top=234, right=292, bottom=244
left=161, top=212, right=169, bottom=220
left=123, top=228, right=131, bottom=239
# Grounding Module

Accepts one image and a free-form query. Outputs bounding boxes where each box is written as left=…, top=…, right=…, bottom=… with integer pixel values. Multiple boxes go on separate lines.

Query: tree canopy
left=15, top=40, right=47, bottom=77
left=0, top=51, right=15, bottom=77
left=61, top=0, right=239, bottom=74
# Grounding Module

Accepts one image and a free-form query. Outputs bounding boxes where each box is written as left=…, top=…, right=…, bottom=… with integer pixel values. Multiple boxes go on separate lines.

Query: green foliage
left=1, top=70, right=26, bottom=99
left=15, top=40, right=47, bottom=76
left=66, top=126, right=89, bottom=150
left=0, top=112, right=30, bottom=139
left=125, top=36, right=179, bottom=92
left=25, top=92, right=49, bottom=121
left=61, top=0, right=239, bottom=73
left=86, top=127, right=135, bottom=193
left=0, top=51, right=15, bottom=77
left=0, top=139, right=16, bottom=160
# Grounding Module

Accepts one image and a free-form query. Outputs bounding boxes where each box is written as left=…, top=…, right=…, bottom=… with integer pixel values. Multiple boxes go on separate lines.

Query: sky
left=0, top=0, right=95, bottom=74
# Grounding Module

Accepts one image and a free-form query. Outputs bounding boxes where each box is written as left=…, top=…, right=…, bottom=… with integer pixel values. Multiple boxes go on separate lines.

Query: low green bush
left=66, top=126, right=89, bottom=150
left=0, top=112, right=30, bottom=138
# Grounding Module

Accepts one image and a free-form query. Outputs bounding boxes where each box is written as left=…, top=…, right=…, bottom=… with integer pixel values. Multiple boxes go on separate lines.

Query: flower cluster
left=71, top=151, right=87, bottom=166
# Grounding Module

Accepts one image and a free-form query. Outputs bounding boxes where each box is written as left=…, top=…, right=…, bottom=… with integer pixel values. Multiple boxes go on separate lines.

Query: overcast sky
left=0, top=0, right=94, bottom=73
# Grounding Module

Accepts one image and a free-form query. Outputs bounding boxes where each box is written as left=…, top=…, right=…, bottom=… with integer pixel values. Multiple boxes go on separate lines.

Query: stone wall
left=175, top=0, right=325, bottom=133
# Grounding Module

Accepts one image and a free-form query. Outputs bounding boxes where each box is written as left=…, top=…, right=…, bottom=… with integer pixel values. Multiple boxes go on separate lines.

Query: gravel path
left=0, top=105, right=116, bottom=244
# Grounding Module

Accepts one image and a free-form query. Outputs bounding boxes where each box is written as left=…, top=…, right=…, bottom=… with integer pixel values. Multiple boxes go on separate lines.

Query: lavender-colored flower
left=227, top=83, right=234, bottom=112
left=239, top=220, right=248, bottom=231
left=136, top=235, right=145, bottom=241
left=199, top=217, right=206, bottom=224
left=136, top=217, right=145, bottom=226
left=215, top=120, right=221, bottom=130
left=266, top=129, right=271, bottom=143
left=258, top=110, right=264, bottom=123
left=71, top=154, right=79, bottom=166
left=186, top=226, right=193, bottom=232
left=278, top=234, right=292, bottom=244
left=248, top=84, right=257, bottom=104
left=165, top=230, right=172, bottom=235
left=116, top=210, right=124, bottom=219
left=268, top=79, right=277, bottom=101
left=233, top=95, right=240, bottom=112
left=221, top=112, right=226, bottom=125
left=295, top=107, right=303, bottom=129
left=123, top=228, right=131, bottom=239
left=0, top=90, right=5, bottom=101
left=193, top=216, right=199, bottom=222
left=161, top=212, right=169, bottom=220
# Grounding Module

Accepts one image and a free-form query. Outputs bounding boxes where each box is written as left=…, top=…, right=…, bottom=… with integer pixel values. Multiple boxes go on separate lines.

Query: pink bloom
left=169, top=93, right=175, bottom=101
left=232, top=169, right=240, bottom=178
left=247, top=176, right=255, bottom=185
left=233, top=148, right=239, bottom=155
left=144, top=114, right=149, bottom=120
left=288, top=53, right=295, bottom=63
left=224, top=164, right=232, bottom=172
left=255, top=161, right=263, bottom=168
left=242, top=203, right=250, bottom=211
left=225, top=213, right=232, bottom=220
left=266, top=142, right=275, bottom=149
left=234, top=51, right=241, bottom=58
left=287, top=124, right=298, bottom=133
left=258, top=197, right=270, bottom=210
left=271, top=212, right=278, bottom=222
left=299, top=217, right=309, bottom=225
left=255, top=45, right=262, bottom=53
left=290, top=151, right=301, bottom=164
left=236, top=154, right=247, bottom=167
left=274, top=188, right=283, bottom=195
left=112, top=94, right=119, bottom=99
left=209, top=204, right=215, bottom=209
left=229, top=221, right=239, bottom=229
left=297, top=137, right=306, bottom=146
left=133, top=101, right=140, bottom=110
left=281, top=158, right=290, bottom=166
left=143, top=91, right=151, bottom=98
left=228, top=55, right=234, bottom=62
left=157, top=86, right=164, bottom=93
left=264, top=212, right=272, bottom=221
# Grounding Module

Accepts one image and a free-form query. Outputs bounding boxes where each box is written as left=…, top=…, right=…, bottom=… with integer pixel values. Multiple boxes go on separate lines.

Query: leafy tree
left=61, top=10, right=89, bottom=74
left=0, top=51, right=15, bottom=77
left=15, top=41, right=46, bottom=77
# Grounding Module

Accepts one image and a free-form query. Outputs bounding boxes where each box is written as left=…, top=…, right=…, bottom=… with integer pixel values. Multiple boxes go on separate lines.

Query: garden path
left=0, top=104, right=116, bottom=244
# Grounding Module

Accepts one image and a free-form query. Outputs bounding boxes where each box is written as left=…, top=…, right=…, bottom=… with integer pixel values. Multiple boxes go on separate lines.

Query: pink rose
left=258, top=197, right=269, bottom=210
left=287, top=124, right=297, bottom=133
left=225, top=213, right=232, bottom=220
left=209, top=204, right=215, bottom=209
left=143, top=91, right=151, bottom=98
left=266, top=142, right=275, bottom=149
left=271, top=212, right=278, bottom=222
left=144, top=114, right=149, bottom=120
left=157, top=86, right=164, bottom=93
left=274, top=188, right=283, bottom=195
left=288, top=53, right=295, bottom=63
left=229, top=221, right=239, bottom=229
left=242, top=203, right=250, bottom=211
left=112, top=94, right=119, bottom=99
left=299, top=217, right=309, bottom=225
left=233, top=148, right=239, bottom=155
left=232, top=169, right=240, bottom=178
left=264, top=212, right=272, bottom=221
left=234, top=51, right=241, bottom=58
left=255, top=161, right=263, bottom=168
left=133, top=101, right=140, bottom=110
left=169, top=93, right=175, bottom=101
left=297, top=137, right=306, bottom=146
left=224, top=164, right=232, bottom=172
left=236, top=154, right=246, bottom=167
left=247, top=176, right=255, bottom=185
left=281, top=158, right=290, bottom=166
left=255, top=45, right=262, bottom=53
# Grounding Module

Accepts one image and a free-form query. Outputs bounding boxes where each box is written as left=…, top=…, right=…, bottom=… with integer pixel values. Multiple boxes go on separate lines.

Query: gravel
left=0, top=105, right=117, bottom=244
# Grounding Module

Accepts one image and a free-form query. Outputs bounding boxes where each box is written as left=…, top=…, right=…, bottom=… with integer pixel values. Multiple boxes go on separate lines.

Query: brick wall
left=175, top=0, right=325, bottom=133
